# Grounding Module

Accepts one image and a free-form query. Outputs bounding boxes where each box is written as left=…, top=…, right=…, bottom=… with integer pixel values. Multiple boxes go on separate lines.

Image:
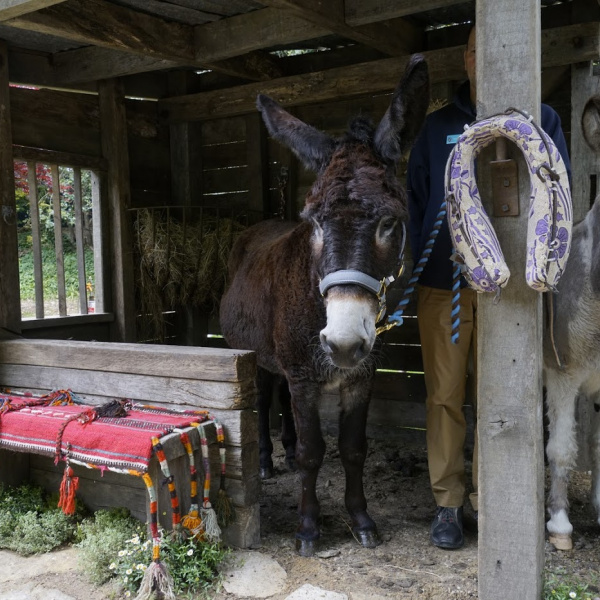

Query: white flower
left=187, top=549, right=194, bottom=556
left=123, top=576, right=128, bottom=583
left=125, top=592, right=131, bottom=598
left=126, top=569, right=133, bottom=575
left=118, top=550, right=126, bottom=557
left=136, top=563, right=146, bottom=571
left=131, top=536, right=140, bottom=545
left=108, top=562, right=116, bottom=570
left=569, top=593, right=577, bottom=599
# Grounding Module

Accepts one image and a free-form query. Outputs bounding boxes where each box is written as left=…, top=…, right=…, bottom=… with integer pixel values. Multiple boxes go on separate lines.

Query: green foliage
left=76, top=509, right=144, bottom=585
left=0, top=483, right=78, bottom=555
left=107, top=531, right=152, bottom=597
left=18, top=232, right=95, bottom=301
left=544, top=568, right=599, bottom=600
left=77, top=508, right=228, bottom=598
left=161, top=535, right=228, bottom=597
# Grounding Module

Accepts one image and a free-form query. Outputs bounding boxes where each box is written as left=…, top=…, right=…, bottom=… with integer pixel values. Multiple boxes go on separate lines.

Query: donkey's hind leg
left=278, top=377, right=297, bottom=471
left=545, top=369, right=580, bottom=550
left=339, top=378, right=380, bottom=549
left=257, top=367, right=275, bottom=480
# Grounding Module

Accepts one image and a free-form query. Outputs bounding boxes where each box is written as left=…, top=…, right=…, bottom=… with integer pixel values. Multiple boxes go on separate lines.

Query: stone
left=284, top=584, right=348, bottom=600
left=220, top=551, right=287, bottom=598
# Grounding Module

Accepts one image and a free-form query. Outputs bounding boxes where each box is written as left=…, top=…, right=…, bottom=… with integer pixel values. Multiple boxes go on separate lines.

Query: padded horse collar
left=445, top=108, right=572, bottom=293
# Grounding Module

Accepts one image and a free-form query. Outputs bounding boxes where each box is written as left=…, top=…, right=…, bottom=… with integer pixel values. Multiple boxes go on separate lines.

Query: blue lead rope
left=382, top=198, right=461, bottom=345
left=451, top=261, right=461, bottom=345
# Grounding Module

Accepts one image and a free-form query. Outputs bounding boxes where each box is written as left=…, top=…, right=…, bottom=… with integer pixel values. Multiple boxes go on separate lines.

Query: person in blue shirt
left=406, top=24, right=571, bottom=549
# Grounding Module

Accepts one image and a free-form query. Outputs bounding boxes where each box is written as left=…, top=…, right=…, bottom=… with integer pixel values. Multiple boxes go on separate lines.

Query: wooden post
left=476, top=3, right=545, bottom=599
left=245, top=112, right=269, bottom=221
left=98, top=78, right=136, bottom=342
left=168, top=71, right=207, bottom=346
left=0, top=40, right=21, bottom=332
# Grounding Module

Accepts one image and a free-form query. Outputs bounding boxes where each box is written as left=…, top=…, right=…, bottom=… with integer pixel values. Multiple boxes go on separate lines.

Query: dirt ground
left=211, top=430, right=600, bottom=600
left=3, top=431, right=599, bottom=600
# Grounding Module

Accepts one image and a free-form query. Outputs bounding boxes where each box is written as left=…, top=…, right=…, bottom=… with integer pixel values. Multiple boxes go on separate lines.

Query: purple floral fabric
left=444, top=111, right=572, bottom=293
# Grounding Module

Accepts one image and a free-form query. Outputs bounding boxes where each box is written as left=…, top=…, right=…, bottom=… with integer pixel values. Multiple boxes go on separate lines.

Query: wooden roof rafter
left=5, top=0, right=285, bottom=82
left=0, top=0, right=66, bottom=22
left=159, top=21, right=600, bottom=122
left=259, top=0, right=422, bottom=55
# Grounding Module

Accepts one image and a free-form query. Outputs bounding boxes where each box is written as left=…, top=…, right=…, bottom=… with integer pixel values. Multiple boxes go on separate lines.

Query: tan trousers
left=417, top=285, right=478, bottom=511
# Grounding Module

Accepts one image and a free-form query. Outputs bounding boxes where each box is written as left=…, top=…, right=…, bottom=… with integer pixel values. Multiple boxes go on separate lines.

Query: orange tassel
left=57, top=465, right=79, bottom=515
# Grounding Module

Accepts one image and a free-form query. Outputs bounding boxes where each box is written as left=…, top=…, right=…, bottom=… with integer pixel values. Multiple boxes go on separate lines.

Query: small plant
left=160, top=535, right=228, bottom=597
left=108, top=532, right=152, bottom=597
left=78, top=508, right=228, bottom=598
left=544, top=568, right=598, bottom=600
left=76, top=508, right=145, bottom=585
left=0, top=482, right=78, bottom=554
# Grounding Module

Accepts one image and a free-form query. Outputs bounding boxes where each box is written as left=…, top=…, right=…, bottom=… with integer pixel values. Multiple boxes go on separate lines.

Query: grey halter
left=318, top=222, right=407, bottom=323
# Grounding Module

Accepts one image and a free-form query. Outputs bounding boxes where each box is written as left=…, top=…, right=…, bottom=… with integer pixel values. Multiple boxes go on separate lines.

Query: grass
left=544, top=568, right=600, bottom=600
left=18, top=232, right=95, bottom=317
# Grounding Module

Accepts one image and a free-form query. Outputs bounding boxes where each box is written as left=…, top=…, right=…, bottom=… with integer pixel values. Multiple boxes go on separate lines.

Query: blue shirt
left=406, top=81, right=572, bottom=290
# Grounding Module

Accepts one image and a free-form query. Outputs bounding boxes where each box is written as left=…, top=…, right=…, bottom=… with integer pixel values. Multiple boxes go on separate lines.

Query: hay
left=135, top=209, right=246, bottom=342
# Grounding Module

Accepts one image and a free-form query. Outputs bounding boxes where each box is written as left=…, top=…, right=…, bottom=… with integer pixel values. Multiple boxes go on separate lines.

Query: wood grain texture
left=0, top=338, right=256, bottom=381
left=476, top=3, right=545, bottom=598
left=0, top=363, right=256, bottom=410
left=160, top=23, right=599, bottom=122
left=0, top=0, right=65, bottom=21
left=98, top=79, right=136, bottom=342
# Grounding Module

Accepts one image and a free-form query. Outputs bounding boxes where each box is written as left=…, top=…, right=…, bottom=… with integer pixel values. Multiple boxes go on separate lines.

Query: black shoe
left=430, top=506, right=464, bottom=549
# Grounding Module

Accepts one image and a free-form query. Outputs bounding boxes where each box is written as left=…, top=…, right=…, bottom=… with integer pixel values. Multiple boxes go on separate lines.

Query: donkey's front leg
left=339, top=377, right=380, bottom=548
left=289, top=379, right=325, bottom=557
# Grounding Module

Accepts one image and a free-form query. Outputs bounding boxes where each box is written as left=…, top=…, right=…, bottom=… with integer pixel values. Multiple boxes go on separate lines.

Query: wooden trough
left=0, top=337, right=260, bottom=549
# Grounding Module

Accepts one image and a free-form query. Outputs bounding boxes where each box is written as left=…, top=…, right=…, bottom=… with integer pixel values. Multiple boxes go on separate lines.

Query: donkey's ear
left=373, top=54, right=430, bottom=165
left=257, top=94, right=337, bottom=173
left=582, top=96, right=600, bottom=154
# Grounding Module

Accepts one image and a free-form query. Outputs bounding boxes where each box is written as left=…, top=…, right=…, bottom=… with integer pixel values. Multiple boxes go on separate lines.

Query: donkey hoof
left=295, top=537, right=318, bottom=557
left=259, top=466, right=274, bottom=480
left=352, top=529, right=381, bottom=548
left=353, top=528, right=381, bottom=548
left=549, top=533, right=573, bottom=551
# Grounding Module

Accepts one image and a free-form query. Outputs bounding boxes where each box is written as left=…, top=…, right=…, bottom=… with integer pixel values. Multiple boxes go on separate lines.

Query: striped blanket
left=0, top=392, right=209, bottom=473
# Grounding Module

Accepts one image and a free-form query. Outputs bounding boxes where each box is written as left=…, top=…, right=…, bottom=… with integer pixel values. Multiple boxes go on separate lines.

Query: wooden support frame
left=0, top=40, right=21, bottom=332
left=98, top=78, right=136, bottom=342
left=476, top=2, right=545, bottom=599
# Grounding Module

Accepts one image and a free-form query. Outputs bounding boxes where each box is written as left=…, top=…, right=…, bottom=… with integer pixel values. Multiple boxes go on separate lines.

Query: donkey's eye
left=377, top=217, right=397, bottom=239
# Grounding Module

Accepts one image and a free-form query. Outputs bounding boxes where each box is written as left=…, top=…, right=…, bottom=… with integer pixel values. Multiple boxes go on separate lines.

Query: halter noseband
left=318, top=222, right=407, bottom=323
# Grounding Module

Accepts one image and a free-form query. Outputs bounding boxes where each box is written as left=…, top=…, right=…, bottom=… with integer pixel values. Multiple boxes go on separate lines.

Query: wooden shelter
left=0, top=1, right=599, bottom=598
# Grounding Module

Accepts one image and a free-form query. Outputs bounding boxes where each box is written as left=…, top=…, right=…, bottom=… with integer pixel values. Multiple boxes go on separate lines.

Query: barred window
left=14, top=153, right=106, bottom=322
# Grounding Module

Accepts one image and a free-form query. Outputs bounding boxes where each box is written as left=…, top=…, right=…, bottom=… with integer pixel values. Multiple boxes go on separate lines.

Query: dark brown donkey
left=220, top=55, right=429, bottom=556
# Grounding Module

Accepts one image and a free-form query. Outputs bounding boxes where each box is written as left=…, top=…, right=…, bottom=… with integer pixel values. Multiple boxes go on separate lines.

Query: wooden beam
left=0, top=0, right=65, bottom=21
left=159, top=46, right=466, bottom=123
left=7, top=0, right=194, bottom=60
left=98, top=79, right=136, bottom=342
left=345, top=0, right=464, bottom=26
left=0, top=40, right=21, bottom=333
left=159, top=22, right=600, bottom=122
left=260, top=0, right=421, bottom=55
left=476, top=1, right=544, bottom=599
left=5, top=0, right=278, bottom=81
left=194, top=7, right=330, bottom=62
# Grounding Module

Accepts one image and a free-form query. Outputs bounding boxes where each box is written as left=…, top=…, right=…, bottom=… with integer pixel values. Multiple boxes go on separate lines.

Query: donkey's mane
left=342, top=116, right=376, bottom=146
